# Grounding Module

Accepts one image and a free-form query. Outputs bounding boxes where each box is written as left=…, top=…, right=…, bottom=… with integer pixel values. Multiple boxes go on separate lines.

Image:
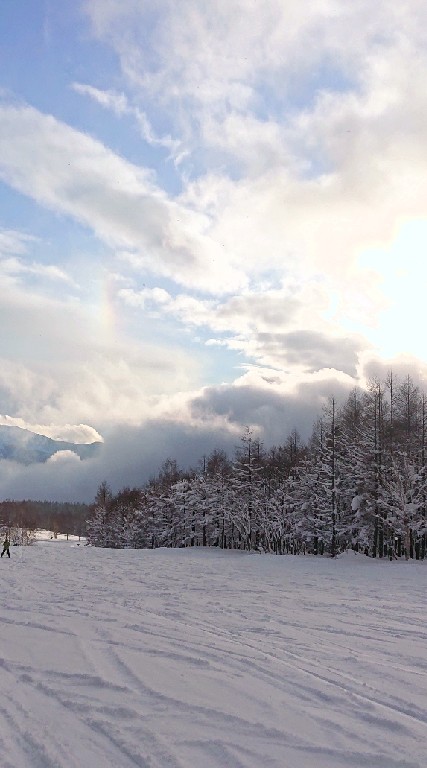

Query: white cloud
left=84, top=0, right=359, bottom=109
left=72, top=82, right=129, bottom=115
left=47, top=450, right=81, bottom=464
left=0, top=228, right=36, bottom=255
left=118, top=281, right=365, bottom=375
left=0, top=254, right=77, bottom=286
left=72, top=82, right=180, bottom=153
left=0, top=274, right=204, bottom=437
left=0, top=102, right=247, bottom=293
left=0, top=342, right=201, bottom=432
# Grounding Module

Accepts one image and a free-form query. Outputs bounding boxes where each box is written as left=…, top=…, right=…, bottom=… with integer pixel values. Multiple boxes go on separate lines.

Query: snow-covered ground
left=0, top=543, right=425, bottom=768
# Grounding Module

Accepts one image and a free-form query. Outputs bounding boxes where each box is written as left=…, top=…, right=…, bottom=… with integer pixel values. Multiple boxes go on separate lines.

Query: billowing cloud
left=253, top=330, right=363, bottom=376
left=0, top=374, right=354, bottom=501
left=0, top=341, right=200, bottom=432
left=190, top=375, right=354, bottom=440
left=119, top=283, right=364, bottom=374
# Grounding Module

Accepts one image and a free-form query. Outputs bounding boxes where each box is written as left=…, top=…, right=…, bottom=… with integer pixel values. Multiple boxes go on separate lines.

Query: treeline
left=0, top=500, right=89, bottom=540
left=87, top=374, right=427, bottom=559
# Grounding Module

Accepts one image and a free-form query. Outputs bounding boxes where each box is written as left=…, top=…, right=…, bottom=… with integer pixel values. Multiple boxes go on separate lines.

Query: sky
left=1, top=0, right=427, bottom=501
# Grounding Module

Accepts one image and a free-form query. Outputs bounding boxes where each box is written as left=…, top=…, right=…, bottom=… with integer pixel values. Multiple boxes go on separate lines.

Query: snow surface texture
left=0, top=543, right=425, bottom=768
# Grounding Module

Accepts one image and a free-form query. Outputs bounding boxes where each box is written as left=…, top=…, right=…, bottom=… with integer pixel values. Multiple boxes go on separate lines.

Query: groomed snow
left=0, top=543, right=425, bottom=768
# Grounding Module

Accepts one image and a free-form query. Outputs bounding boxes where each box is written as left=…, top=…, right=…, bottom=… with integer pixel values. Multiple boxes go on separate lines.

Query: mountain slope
left=0, top=425, right=101, bottom=464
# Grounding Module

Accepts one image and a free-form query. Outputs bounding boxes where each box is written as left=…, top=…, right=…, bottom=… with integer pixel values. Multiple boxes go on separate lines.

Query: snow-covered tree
left=86, top=481, right=113, bottom=547
left=87, top=374, right=427, bottom=560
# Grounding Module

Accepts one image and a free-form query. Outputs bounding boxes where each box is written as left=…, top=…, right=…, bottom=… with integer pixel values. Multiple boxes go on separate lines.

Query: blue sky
left=0, top=0, right=427, bottom=501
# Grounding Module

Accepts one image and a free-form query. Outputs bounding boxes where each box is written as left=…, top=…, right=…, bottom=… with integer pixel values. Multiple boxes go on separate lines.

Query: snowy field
left=0, top=543, right=425, bottom=768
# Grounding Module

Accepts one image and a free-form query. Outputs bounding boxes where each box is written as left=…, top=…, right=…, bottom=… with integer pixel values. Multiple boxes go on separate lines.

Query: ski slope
left=0, top=541, right=425, bottom=768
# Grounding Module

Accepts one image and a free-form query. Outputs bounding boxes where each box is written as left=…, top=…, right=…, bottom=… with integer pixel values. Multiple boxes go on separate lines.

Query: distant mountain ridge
left=0, top=425, right=101, bottom=465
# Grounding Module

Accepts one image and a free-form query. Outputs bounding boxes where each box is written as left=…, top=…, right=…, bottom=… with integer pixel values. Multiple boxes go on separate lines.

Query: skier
left=1, top=536, right=10, bottom=558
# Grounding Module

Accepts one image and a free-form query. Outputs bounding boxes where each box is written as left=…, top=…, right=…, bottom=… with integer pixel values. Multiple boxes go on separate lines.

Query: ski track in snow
left=0, top=543, right=425, bottom=768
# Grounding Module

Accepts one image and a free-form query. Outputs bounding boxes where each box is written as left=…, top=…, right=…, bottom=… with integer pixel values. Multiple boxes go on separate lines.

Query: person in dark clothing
left=1, top=537, right=10, bottom=558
